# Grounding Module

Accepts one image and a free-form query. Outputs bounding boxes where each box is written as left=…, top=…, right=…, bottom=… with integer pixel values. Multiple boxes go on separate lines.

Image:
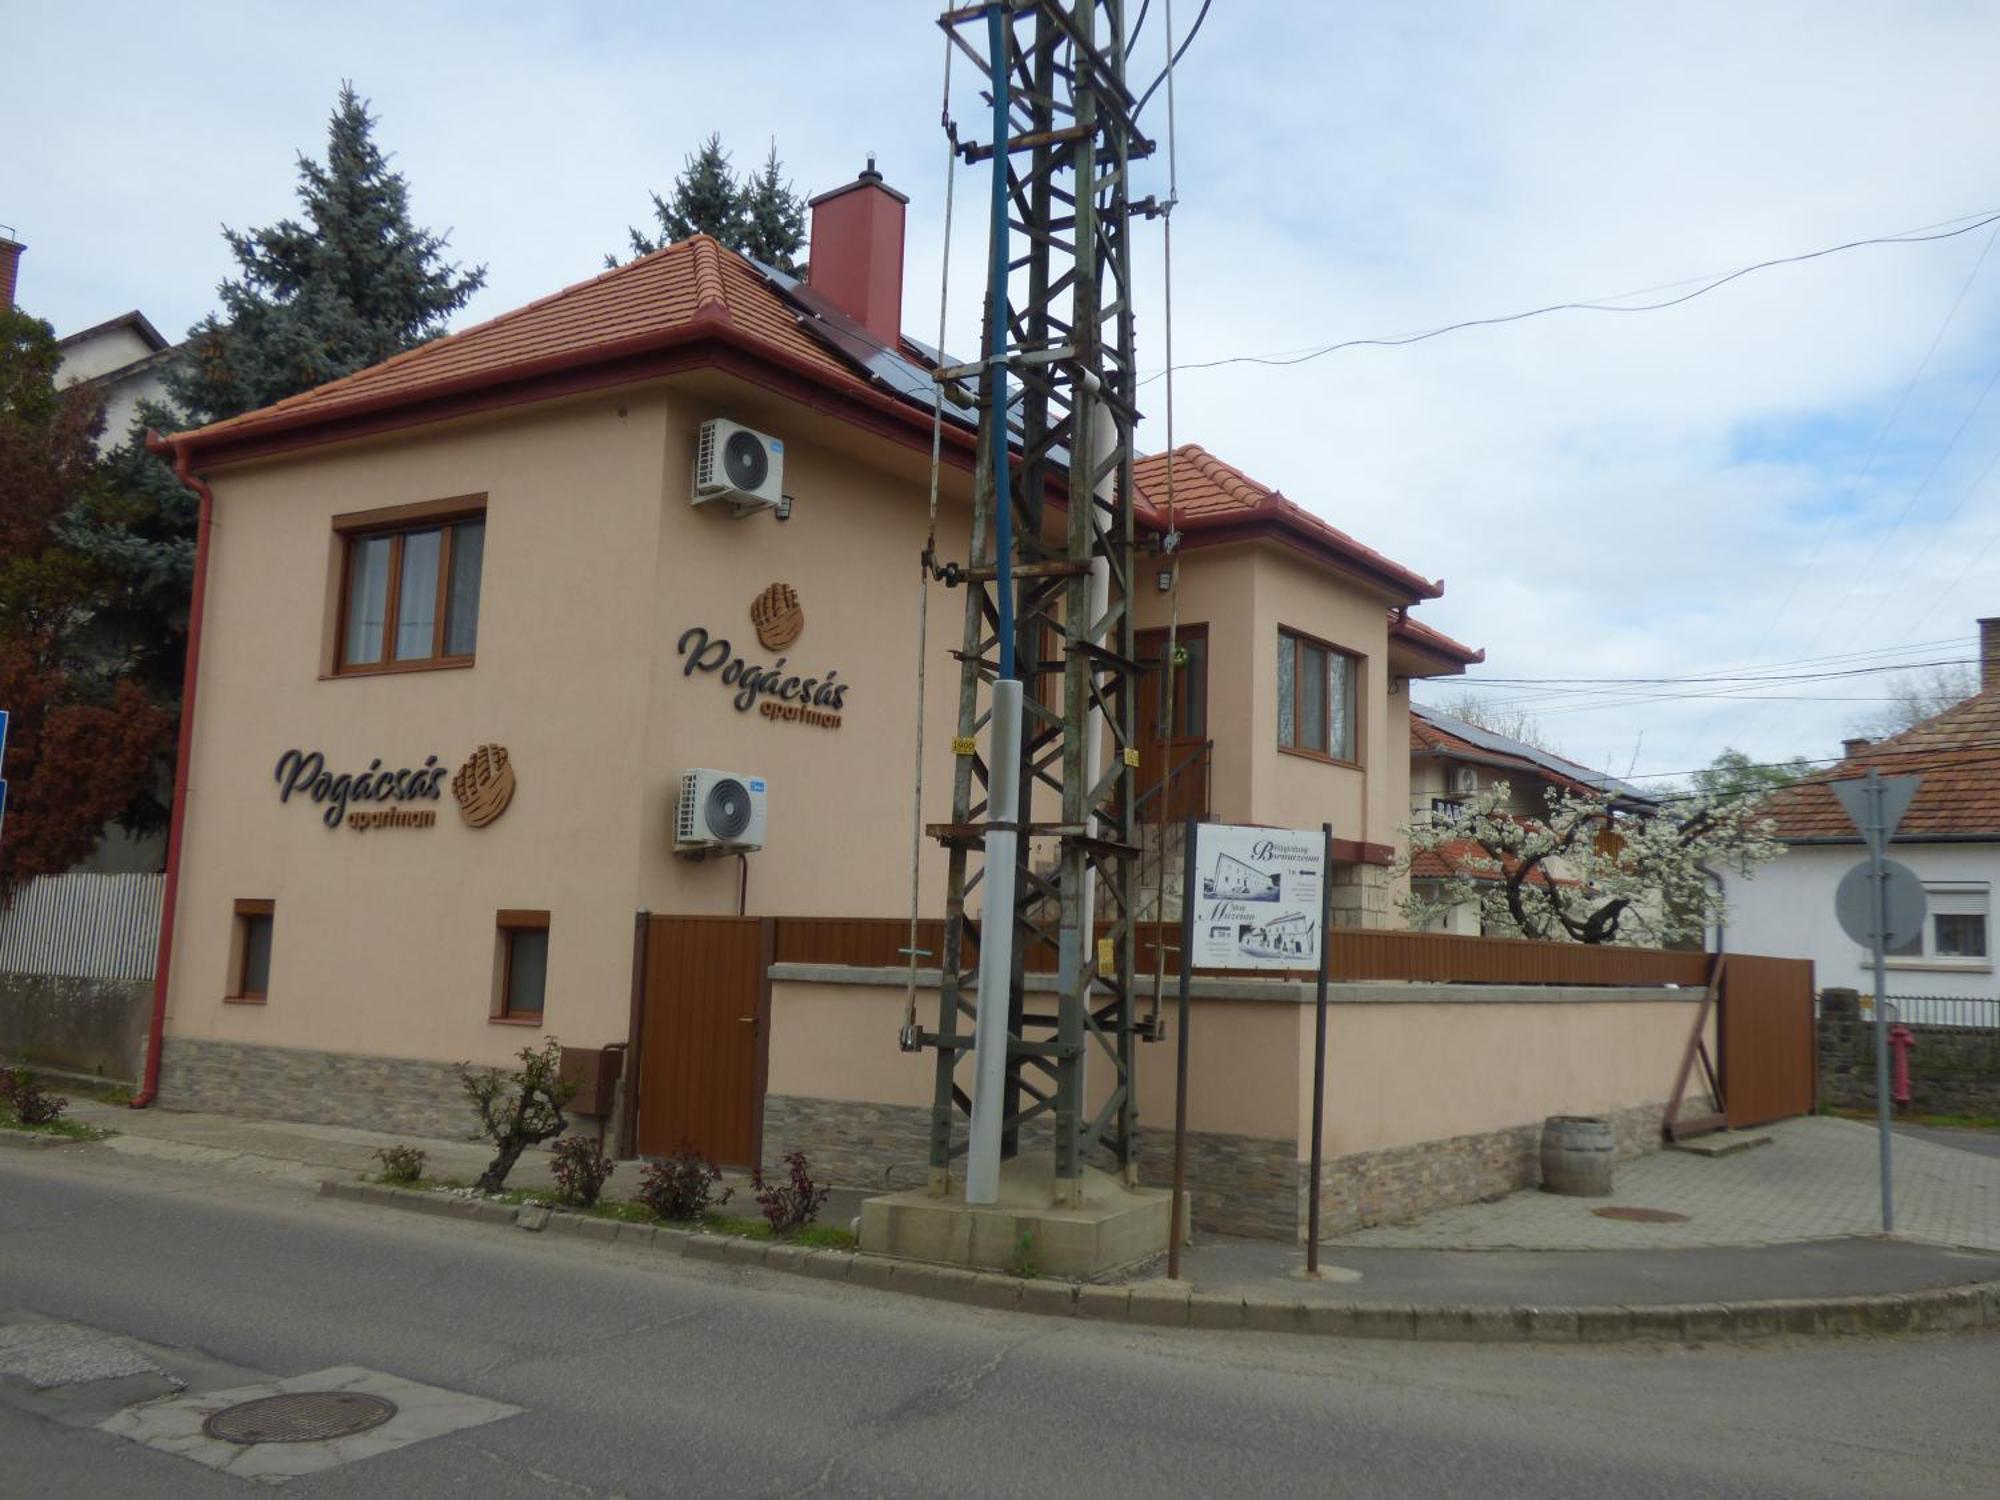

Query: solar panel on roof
left=1414, top=707, right=1655, bottom=806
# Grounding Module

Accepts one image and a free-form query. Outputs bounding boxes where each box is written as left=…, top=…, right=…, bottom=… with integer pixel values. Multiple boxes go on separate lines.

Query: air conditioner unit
left=676, top=769, right=768, bottom=854
left=1452, top=766, right=1479, bottom=796
left=692, top=418, right=785, bottom=516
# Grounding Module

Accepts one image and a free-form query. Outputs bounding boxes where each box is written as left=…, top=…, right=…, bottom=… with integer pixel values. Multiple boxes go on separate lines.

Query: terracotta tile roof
left=1390, top=611, right=1484, bottom=667
left=1761, top=688, right=2000, bottom=840
left=164, top=236, right=907, bottom=458
left=1408, top=838, right=1568, bottom=887
left=1131, top=444, right=1442, bottom=603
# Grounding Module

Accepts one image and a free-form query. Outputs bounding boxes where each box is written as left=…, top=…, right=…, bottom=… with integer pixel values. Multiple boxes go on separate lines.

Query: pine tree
left=739, top=143, right=809, bottom=275
left=174, top=81, right=486, bottom=423
left=610, top=134, right=807, bottom=273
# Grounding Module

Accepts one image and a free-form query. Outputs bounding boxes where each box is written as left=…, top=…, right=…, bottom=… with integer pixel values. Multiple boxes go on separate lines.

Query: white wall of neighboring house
left=1724, top=842, right=1996, bottom=1002
left=56, top=319, right=175, bottom=451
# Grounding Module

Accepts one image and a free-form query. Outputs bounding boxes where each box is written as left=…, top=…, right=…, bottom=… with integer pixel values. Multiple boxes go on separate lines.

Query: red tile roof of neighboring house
left=1760, top=688, right=2000, bottom=840
left=1131, top=444, right=1443, bottom=604
left=1408, top=838, right=1568, bottom=887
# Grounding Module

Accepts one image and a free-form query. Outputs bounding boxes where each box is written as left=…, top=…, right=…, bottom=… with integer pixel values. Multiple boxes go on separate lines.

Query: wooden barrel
left=1539, top=1115, right=1615, bottom=1197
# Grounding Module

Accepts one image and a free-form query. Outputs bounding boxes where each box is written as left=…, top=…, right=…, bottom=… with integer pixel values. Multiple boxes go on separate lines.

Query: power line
left=1137, top=209, right=2000, bottom=385
left=1132, top=0, right=1209, bottom=118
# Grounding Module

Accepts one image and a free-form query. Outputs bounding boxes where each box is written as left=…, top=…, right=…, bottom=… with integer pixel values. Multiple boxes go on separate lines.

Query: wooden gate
left=1720, top=954, right=1816, bottom=1128
left=634, top=915, right=771, bottom=1166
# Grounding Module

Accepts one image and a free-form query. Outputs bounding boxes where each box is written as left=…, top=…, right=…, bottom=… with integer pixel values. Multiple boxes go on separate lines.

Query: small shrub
left=551, top=1135, right=616, bottom=1208
left=637, top=1146, right=731, bottom=1222
left=373, top=1144, right=427, bottom=1185
left=1, top=1069, right=67, bottom=1126
left=752, top=1150, right=829, bottom=1235
left=459, top=1038, right=577, bottom=1194
left=1007, top=1229, right=1041, bottom=1279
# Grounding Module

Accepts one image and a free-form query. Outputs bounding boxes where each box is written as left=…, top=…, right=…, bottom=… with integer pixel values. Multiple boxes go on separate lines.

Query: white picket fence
left=0, top=872, right=163, bottom=981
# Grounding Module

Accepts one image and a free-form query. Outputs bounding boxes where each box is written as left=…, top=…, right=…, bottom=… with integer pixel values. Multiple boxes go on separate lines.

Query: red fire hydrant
left=1888, top=1024, right=1915, bottom=1110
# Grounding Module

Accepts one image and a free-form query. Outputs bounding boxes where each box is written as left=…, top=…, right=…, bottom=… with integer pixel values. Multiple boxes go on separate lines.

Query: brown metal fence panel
left=1720, top=953, right=1816, bottom=1127
left=775, top=915, right=1712, bottom=987
left=637, top=916, right=770, bottom=1167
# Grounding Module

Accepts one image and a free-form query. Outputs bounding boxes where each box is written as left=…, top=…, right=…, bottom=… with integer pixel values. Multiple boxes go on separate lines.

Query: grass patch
left=0, top=1116, right=112, bottom=1142
left=1827, top=1106, right=2000, bottom=1133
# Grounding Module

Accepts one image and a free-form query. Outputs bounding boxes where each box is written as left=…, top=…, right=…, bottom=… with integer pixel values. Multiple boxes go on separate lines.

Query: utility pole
left=914, top=1, right=1152, bottom=1207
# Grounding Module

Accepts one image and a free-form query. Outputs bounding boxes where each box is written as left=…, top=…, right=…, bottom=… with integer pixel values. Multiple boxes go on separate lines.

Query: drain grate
left=202, top=1391, right=398, bottom=1445
left=1591, top=1206, right=1691, bottom=1224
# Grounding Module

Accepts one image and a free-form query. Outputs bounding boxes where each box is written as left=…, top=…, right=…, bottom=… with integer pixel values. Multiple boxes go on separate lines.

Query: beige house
left=139, top=164, right=1495, bottom=1204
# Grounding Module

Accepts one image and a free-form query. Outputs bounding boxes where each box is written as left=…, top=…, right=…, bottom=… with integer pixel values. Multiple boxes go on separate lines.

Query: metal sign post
left=1831, top=769, right=1923, bottom=1235
left=0, top=707, right=9, bottom=848
left=1306, top=823, right=1334, bottom=1277
left=1170, top=822, right=1329, bottom=1280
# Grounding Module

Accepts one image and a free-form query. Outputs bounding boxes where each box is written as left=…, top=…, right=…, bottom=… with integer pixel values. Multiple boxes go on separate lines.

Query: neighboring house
left=56, top=309, right=182, bottom=452
left=1725, top=617, right=1999, bottom=1000
left=1407, top=706, right=1657, bottom=935
left=138, top=159, right=1484, bottom=1146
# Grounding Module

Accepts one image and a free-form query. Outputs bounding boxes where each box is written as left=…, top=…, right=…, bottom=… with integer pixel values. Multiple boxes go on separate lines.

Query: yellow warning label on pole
left=952, top=736, right=977, bottom=756
left=1123, top=747, right=1141, bottom=767
left=1097, top=936, right=1116, bottom=971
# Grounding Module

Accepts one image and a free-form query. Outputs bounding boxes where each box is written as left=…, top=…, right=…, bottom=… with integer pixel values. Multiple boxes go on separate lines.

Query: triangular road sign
left=1830, top=773, right=1921, bottom=854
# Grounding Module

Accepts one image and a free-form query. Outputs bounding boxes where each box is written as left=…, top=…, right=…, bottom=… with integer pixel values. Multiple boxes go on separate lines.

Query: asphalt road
left=5, top=1148, right=2000, bottom=1499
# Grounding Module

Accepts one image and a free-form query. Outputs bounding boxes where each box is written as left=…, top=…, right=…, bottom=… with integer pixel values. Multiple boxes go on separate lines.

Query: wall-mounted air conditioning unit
left=692, top=418, right=785, bottom=516
left=676, top=769, right=768, bottom=854
left=1452, top=766, right=1479, bottom=796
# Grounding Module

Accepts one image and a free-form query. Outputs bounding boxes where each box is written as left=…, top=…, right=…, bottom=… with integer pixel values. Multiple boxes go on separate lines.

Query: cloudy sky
left=8, top=2, right=1998, bottom=787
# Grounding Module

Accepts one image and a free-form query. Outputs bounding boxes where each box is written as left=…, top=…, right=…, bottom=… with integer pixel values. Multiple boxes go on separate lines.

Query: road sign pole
left=1867, top=770, right=1894, bottom=1234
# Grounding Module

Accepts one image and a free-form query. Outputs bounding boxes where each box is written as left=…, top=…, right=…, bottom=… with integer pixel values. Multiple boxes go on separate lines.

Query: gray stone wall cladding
left=0, top=974, right=150, bottom=1084
left=158, top=1037, right=475, bottom=1141
left=1820, top=988, right=2000, bottom=1118
left=761, top=1094, right=1301, bottom=1240
left=1311, top=1100, right=1670, bottom=1238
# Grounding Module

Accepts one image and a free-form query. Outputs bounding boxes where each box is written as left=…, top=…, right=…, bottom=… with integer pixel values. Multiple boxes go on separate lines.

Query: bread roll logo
left=452, top=743, right=516, bottom=828
left=750, top=582, right=804, bottom=651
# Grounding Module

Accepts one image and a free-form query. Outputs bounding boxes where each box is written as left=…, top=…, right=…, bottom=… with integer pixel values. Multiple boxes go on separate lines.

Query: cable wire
left=1137, top=209, right=2000, bottom=386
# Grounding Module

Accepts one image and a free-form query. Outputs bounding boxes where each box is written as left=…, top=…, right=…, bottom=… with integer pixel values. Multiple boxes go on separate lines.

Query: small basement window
left=228, top=900, right=275, bottom=1003
left=494, top=911, right=550, bottom=1024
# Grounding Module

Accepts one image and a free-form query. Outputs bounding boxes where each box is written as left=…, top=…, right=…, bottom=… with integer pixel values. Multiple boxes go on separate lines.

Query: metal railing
left=1877, top=993, right=2000, bottom=1031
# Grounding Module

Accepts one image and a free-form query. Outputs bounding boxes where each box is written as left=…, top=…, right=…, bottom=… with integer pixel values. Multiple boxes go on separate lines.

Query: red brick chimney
left=807, top=157, right=906, bottom=348
left=0, top=232, right=24, bottom=310
left=1981, top=616, right=2000, bottom=696
left=1841, top=736, right=1871, bottom=760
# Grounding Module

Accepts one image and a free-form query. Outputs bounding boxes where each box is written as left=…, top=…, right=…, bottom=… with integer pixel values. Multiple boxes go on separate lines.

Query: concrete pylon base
left=860, top=1157, right=1172, bottom=1279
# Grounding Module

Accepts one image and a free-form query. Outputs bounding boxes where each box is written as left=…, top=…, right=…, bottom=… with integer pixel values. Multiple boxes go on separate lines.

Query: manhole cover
left=201, top=1391, right=398, bottom=1445
left=1591, top=1206, right=1690, bottom=1224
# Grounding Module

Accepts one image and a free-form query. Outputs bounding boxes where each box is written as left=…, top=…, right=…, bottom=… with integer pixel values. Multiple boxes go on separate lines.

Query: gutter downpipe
left=965, top=2, right=1019, bottom=1206
left=131, top=434, right=214, bottom=1109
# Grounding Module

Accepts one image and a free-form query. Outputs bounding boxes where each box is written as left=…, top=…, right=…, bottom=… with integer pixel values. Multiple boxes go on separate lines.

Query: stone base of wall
left=1819, top=988, right=2000, bottom=1118
left=1328, top=862, right=1397, bottom=931
left=762, top=1094, right=1300, bottom=1240
left=158, top=1037, right=476, bottom=1140
left=0, top=975, right=151, bottom=1084
left=1312, top=1099, right=1674, bottom=1238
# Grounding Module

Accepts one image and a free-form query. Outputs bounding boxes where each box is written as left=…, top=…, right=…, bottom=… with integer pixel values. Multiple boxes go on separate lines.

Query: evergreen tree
left=611, top=134, right=808, bottom=274
left=739, top=143, right=809, bottom=275
left=174, top=81, right=486, bottom=424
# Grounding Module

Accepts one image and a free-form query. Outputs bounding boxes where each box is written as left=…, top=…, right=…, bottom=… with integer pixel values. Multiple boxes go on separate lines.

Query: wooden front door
left=1134, top=624, right=1210, bottom=820
left=635, top=915, right=771, bottom=1166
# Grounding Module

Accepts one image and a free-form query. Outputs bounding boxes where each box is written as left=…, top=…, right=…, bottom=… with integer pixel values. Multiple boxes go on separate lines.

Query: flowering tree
left=1400, top=782, right=1781, bottom=946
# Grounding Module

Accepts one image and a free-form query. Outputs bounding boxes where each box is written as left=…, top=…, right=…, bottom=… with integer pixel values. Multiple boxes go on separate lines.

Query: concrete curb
left=0, top=1128, right=93, bottom=1150
left=316, top=1179, right=2000, bottom=1345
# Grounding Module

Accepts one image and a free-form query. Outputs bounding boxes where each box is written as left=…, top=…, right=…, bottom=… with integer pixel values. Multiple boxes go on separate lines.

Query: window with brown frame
left=337, top=508, right=485, bottom=673
left=228, top=899, right=275, bottom=1002
left=494, top=910, right=550, bottom=1024
left=1277, top=628, right=1360, bottom=764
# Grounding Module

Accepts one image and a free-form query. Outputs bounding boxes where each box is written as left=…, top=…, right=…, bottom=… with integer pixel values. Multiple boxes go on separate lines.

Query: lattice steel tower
left=914, top=0, right=1155, bottom=1206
